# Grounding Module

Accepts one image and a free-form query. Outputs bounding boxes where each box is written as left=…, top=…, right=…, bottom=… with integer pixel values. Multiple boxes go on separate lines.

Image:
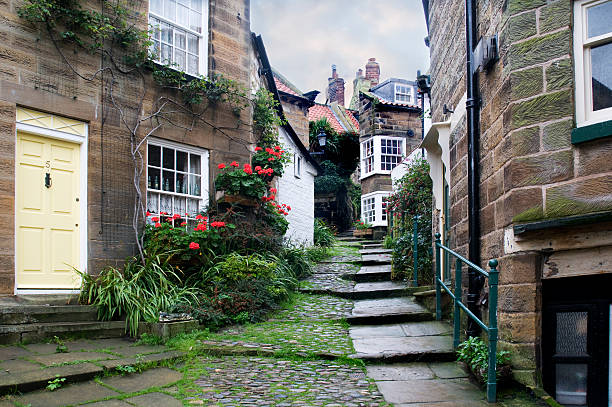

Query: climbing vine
left=17, top=0, right=275, bottom=263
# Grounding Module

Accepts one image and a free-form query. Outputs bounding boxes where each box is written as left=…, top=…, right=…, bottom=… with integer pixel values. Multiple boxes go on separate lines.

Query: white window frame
left=573, top=0, right=612, bottom=127
left=360, top=136, right=407, bottom=179
left=294, top=153, right=302, bottom=178
left=149, top=0, right=208, bottom=77
left=360, top=138, right=374, bottom=178
left=394, top=83, right=413, bottom=104
left=146, top=137, right=209, bottom=222
left=361, top=191, right=391, bottom=227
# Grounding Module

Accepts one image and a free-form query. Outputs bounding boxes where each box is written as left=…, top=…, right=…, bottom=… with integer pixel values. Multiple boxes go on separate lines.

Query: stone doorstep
left=0, top=321, right=127, bottom=345
left=0, top=305, right=98, bottom=325
left=0, top=350, right=185, bottom=395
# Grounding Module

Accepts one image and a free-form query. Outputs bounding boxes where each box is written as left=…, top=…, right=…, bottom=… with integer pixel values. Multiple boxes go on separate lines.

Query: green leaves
left=457, top=337, right=511, bottom=380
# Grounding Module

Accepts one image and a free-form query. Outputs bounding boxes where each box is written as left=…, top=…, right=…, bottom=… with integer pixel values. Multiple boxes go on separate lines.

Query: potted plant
left=353, top=220, right=373, bottom=237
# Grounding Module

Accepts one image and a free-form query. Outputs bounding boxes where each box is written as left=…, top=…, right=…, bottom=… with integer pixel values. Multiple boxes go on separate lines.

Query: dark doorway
left=542, top=273, right=611, bottom=406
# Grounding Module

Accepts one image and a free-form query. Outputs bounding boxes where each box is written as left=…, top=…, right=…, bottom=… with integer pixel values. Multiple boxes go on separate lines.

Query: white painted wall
left=276, top=127, right=317, bottom=245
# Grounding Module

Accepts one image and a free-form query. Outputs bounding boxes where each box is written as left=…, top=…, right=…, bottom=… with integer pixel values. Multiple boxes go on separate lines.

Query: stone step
left=359, top=248, right=393, bottom=255
left=0, top=350, right=184, bottom=395
left=347, top=297, right=434, bottom=324
left=351, top=281, right=409, bottom=300
left=0, top=305, right=98, bottom=325
left=361, top=253, right=392, bottom=265
left=346, top=265, right=392, bottom=282
left=0, top=321, right=126, bottom=345
left=337, top=236, right=364, bottom=242
left=350, top=332, right=455, bottom=363
left=361, top=243, right=383, bottom=249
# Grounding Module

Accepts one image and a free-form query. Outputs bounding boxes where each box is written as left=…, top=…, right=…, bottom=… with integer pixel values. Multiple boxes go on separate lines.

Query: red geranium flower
left=210, top=221, right=226, bottom=228
left=255, top=146, right=262, bottom=151
left=274, top=146, right=281, bottom=151
left=255, top=166, right=262, bottom=171
left=172, top=213, right=181, bottom=219
left=268, top=157, right=275, bottom=162
left=151, top=216, right=159, bottom=222
left=286, top=206, right=291, bottom=211
left=180, top=222, right=187, bottom=226
left=189, top=242, right=200, bottom=250
left=269, top=188, right=277, bottom=194
left=218, top=163, right=226, bottom=169
left=146, top=211, right=151, bottom=216
left=154, top=222, right=161, bottom=228
left=244, top=168, right=253, bottom=175
left=230, top=161, right=239, bottom=167
left=196, top=214, right=204, bottom=220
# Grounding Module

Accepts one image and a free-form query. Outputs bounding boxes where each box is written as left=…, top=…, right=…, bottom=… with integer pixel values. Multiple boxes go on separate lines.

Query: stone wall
left=279, top=95, right=310, bottom=148
left=0, top=0, right=254, bottom=293
left=428, top=0, right=612, bottom=387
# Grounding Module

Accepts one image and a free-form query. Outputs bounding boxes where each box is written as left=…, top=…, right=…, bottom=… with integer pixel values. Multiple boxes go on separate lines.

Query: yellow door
left=16, top=132, right=81, bottom=289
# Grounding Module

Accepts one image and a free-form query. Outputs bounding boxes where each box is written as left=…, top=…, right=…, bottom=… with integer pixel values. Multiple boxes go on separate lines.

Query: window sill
left=571, top=119, right=612, bottom=145
left=513, top=210, right=612, bottom=235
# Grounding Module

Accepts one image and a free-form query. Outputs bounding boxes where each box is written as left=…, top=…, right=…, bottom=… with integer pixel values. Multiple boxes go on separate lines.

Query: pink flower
left=189, top=242, right=200, bottom=250
left=218, top=163, right=226, bottom=169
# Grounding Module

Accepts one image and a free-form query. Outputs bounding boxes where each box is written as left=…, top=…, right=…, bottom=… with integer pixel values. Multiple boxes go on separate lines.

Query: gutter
left=465, top=0, right=484, bottom=337
left=252, top=33, right=322, bottom=174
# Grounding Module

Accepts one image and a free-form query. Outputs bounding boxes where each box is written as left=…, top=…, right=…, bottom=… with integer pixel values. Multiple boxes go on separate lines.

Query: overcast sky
left=251, top=0, right=430, bottom=106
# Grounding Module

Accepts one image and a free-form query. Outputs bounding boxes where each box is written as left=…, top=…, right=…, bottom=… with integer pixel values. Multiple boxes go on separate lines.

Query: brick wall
left=427, top=0, right=612, bottom=387
left=0, top=0, right=254, bottom=293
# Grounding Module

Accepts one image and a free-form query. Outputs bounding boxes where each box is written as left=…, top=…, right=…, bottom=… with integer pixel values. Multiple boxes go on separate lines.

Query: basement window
left=149, top=0, right=208, bottom=77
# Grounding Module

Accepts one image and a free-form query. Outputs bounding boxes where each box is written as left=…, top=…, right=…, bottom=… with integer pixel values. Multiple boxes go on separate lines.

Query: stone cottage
left=0, top=0, right=273, bottom=296
left=421, top=0, right=612, bottom=404
left=357, top=70, right=423, bottom=235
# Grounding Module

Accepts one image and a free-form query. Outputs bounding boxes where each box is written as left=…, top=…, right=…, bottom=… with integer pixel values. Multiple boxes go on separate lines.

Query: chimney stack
left=326, top=64, right=345, bottom=107
left=365, top=58, right=380, bottom=87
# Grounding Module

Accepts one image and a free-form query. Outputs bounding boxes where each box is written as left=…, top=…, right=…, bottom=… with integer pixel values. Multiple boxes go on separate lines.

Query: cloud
left=252, top=0, right=430, bottom=106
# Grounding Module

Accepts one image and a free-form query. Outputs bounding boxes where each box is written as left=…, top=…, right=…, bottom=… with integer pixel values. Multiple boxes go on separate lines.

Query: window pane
left=587, top=2, right=612, bottom=38
left=190, top=153, right=201, bottom=174
left=188, top=34, right=199, bottom=54
left=176, top=172, right=187, bottom=194
left=162, top=170, right=175, bottom=192
left=163, top=0, right=176, bottom=21
left=190, top=10, right=202, bottom=33
left=176, top=151, right=188, bottom=172
left=556, top=312, right=588, bottom=356
left=175, top=50, right=186, bottom=70
left=161, top=23, right=173, bottom=44
left=163, top=147, right=175, bottom=169
left=591, top=41, right=612, bottom=111
left=147, top=192, right=159, bottom=214
left=175, top=31, right=186, bottom=50
left=191, top=0, right=202, bottom=13
left=148, top=144, right=161, bottom=167
left=555, top=364, right=587, bottom=406
left=150, top=0, right=162, bottom=14
left=161, top=44, right=172, bottom=64
left=187, top=198, right=199, bottom=216
left=151, top=40, right=160, bottom=60
left=174, top=196, right=186, bottom=215
left=160, top=194, right=173, bottom=214
left=188, top=54, right=198, bottom=75
left=177, top=4, right=189, bottom=27
left=190, top=174, right=201, bottom=196
left=148, top=167, right=161, bottom=190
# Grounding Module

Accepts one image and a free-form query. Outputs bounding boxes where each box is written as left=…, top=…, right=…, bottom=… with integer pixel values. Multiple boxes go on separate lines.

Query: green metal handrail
left=434, top=233, right=499, bottom=403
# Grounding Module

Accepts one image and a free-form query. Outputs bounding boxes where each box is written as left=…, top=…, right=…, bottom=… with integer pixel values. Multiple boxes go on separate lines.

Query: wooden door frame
left=14, top=120, right=88, bottom=294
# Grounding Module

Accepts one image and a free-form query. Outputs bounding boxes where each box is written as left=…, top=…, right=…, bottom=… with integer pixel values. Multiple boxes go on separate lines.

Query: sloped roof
left=361, top=90, right=420, bottom=109
left=308, top=103, right=359, bottom=133
left=272, top=69, right=303, bottom=97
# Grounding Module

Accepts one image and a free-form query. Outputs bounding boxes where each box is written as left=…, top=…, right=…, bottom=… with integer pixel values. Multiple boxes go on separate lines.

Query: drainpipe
left=465, top=0, right=484, bottom=338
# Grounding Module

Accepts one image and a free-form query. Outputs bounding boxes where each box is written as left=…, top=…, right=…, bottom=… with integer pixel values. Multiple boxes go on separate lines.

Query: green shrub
left=314, top=219, right=336, bottom=247
left=457, top=336, right=511, bottom=380
left=78, top=255, right=201, bottom=336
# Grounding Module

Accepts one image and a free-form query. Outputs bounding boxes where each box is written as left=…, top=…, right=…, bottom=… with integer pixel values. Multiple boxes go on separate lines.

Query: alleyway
left=1, top=239, right=546, bottom=406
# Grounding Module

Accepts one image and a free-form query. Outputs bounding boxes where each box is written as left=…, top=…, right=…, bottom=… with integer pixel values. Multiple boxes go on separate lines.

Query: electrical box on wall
left=472, top=34, right=498, bottom=73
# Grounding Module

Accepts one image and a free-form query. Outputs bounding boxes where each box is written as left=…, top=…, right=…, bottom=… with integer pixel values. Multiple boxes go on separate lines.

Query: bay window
left=360, top=136, right=406, bottom=178
left=149, top=0, right=208, bottom=77
left=147, top=138, right=209, bottom=222
left=361, top=192, right=391, bottom=227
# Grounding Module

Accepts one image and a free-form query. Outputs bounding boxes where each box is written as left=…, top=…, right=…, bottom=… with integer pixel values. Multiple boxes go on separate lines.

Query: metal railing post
left=413, top=216, right=418, bottom=287
left=487, top=259, right=499, bottom=403
left=435, top=233, right=441, bottom=321
left=453, top=258, right=462, bottom=349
